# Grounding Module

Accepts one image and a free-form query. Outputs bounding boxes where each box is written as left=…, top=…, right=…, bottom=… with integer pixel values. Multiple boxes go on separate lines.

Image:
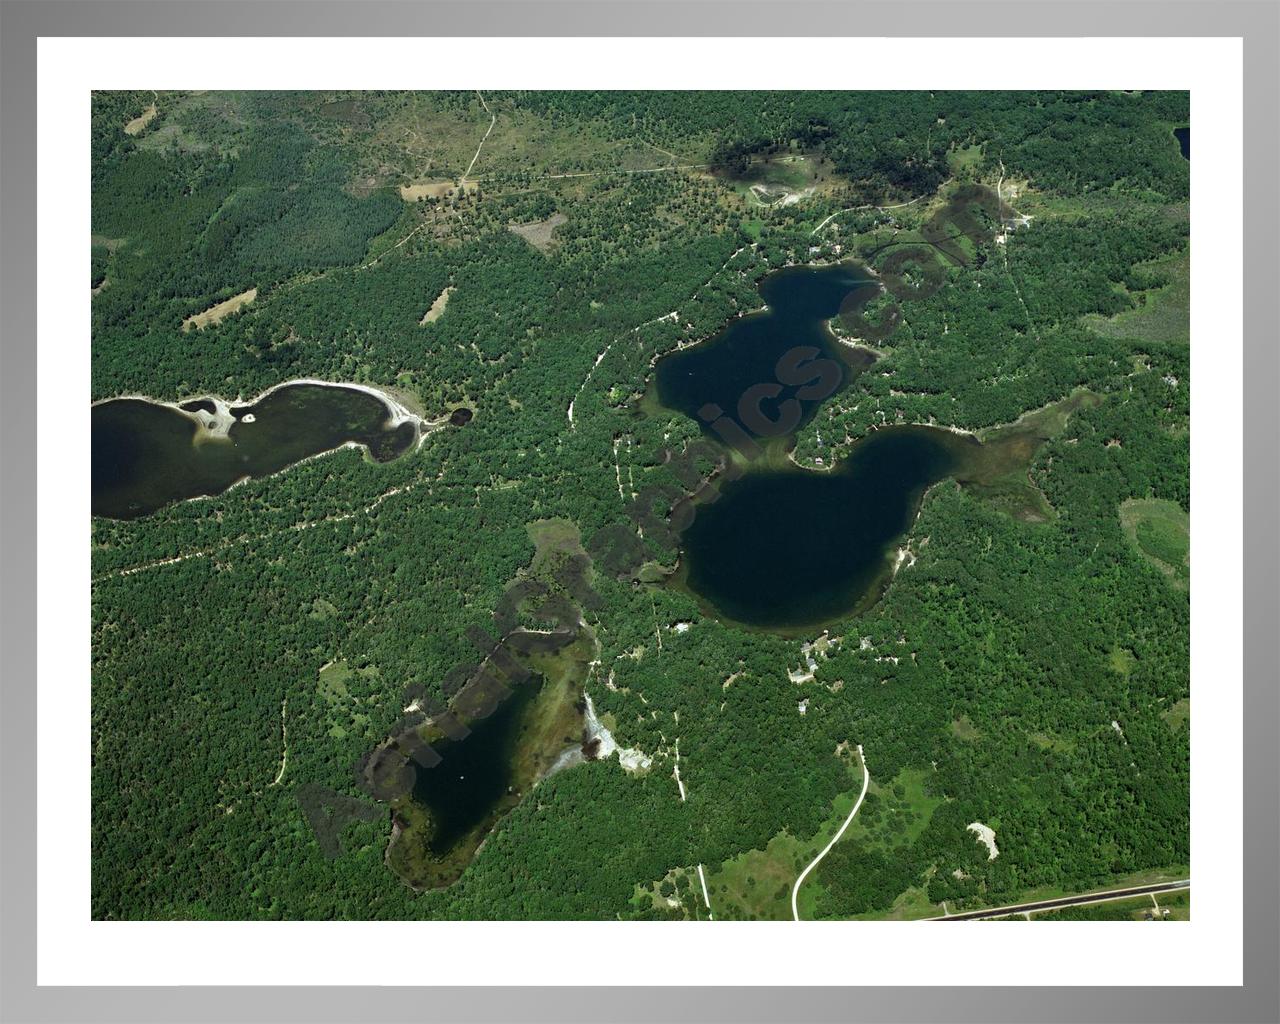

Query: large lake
left=650, top=262, right=997, bottom=630
left=92, top=382, right=418, bottom=520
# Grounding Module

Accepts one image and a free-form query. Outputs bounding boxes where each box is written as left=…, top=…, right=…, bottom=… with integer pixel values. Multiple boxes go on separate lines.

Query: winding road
left=791, top=744, right=869, bottom=921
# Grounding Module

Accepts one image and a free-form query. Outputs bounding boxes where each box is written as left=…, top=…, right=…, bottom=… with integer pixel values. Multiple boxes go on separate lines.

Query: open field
left=399, top=181, right=456, bottom=201
left=1083, top=250, right=1189, bottom=346
left=182, top=287, right=258, bottom=332
left=420, top=286, right=454, bottom=325
left=509, top=212, right=567, bottom=253
left=1120, top=497, right=1190, bottom=588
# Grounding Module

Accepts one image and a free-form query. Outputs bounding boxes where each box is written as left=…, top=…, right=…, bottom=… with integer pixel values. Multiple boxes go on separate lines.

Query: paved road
left=933, top=879, right=1191, bottom=921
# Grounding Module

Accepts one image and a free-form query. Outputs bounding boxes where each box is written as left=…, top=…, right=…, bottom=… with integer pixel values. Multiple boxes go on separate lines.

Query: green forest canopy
left=91, top=90, right=1189, bottom=921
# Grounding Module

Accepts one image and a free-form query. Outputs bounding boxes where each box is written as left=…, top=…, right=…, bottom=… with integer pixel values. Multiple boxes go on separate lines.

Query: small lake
left=92, top=383, right=418, bottom=520
left=653, top=262, right=877, bottom=441
left=386, top=645, right=591, bottom=889
left=678, top=427, right=972, bottom=629
left=1174, top=126, right=1189, bottom=161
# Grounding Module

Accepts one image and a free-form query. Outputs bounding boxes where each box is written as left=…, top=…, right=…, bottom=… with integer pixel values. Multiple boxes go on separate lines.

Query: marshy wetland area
left=384, top=632, right=597, bottom=890
left=91, top=89, right=1190, bottom=924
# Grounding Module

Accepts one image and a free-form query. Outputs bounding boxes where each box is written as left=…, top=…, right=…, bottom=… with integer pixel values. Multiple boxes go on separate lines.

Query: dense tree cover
left=91, top=90, right=157, bottom=186
left=808, top=399, right=1189, bottom=914
left=92, top=90, right=1188, bottom=920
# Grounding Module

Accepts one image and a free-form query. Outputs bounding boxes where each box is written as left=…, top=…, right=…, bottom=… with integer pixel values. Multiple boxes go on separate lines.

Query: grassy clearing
left=361, top=96, right=649, bottom=187
left=1028, top=731, right=1074, bottom=754
left=182, top=287, right=257, bottom=331
left=1083, top=250, right=1189, bottom=346
left=711, top=829, right=809, bottom=920
left=1161, top=697, right=1190, bottom=732
left=138, top=121, right=204, bottom=155
left=1108, top=646, right=1137, bottom=678
left=135, top=91, right=248, bottom=156
left=399, top=181, right=456, bottom=201
left=317, top=660, right=353, bottom=702
left=804, top=767, right=946, bottom=920
left=317, top=659, right=378, bottom=741
left=946, top=143, right=985, bottom=174
left=741, top=152, right=832, bottom=191
left=844, top=768, right=942, bottom=853
left=853, top=882, right=939, bottom=921
left=720, top=150, right=846, bottom=211
left=1119, top=497, right=1189, bottom=588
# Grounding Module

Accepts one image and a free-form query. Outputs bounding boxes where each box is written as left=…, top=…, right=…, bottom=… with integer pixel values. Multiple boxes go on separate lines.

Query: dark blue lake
left=654, top=262, right=877, bottom=442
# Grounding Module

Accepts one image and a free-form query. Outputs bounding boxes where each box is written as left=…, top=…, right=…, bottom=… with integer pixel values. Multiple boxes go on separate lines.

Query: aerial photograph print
left=90, top=89, right=1191, bottom=922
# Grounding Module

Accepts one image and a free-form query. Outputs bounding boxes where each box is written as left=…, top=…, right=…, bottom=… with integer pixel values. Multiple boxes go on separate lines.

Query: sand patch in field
left=420, top=286, right=454, bottom=325
left=399, top=180, right=456, bottom=201
left=509, top=212, right=566, bottom=253
left=124, top=104, right=158, bottom=136
left=182, top=287, right=257, bottom=332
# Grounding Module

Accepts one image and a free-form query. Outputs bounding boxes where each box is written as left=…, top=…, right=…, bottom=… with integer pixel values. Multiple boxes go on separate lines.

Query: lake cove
left=653, top=262, right=878, bottom=442
left=91, top=381, right=422, bottom=520
left=1174, top=126, right=1189, bottom=161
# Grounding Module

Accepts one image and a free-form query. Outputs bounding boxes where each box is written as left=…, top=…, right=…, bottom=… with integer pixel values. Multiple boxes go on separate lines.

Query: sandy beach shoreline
left=92, top=377, right=431, bottom=442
